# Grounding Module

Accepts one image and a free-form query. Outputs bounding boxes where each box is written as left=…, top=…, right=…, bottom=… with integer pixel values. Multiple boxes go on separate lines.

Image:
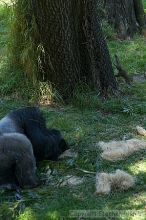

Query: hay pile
left=136, top=126, right=146, bottom=136
left=98, top=139, right=146, bottom=161
left=95, top=169, right=135, bottom=195
left=95, top=126, right=146, bottom=195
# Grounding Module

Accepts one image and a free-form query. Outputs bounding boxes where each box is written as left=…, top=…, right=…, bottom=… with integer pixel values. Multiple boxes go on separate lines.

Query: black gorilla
left=0, top=107, right=69, bottom=161
left=0, top=133, right=38, bottom=189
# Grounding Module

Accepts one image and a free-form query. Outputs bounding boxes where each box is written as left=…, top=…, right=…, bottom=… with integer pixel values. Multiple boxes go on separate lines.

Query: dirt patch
left=133, top=73, right=146, bottom=82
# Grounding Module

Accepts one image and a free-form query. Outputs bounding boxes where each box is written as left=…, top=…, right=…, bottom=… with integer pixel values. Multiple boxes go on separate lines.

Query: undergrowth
left=0, top=3, right=62, bottom=105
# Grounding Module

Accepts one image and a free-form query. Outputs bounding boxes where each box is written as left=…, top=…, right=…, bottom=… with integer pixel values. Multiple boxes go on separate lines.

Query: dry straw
left=98, top=138, right=146, bottom=161
left=136, top=126, right=146, bottom=136
left=95, top=169, right=135, bottom=195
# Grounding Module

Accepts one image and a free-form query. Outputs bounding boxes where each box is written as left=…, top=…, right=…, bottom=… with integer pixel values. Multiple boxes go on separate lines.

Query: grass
left=108, top=36, right=146, bottom=75
left=1, top=87, right=146, bottom=220
left=1, top=3, right=146, bottom=220
left=143, top=0, right=146, bottom=9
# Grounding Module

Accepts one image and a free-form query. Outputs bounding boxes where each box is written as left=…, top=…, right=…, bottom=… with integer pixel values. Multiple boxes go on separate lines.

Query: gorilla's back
left=0, top=116, right=23, bottom=133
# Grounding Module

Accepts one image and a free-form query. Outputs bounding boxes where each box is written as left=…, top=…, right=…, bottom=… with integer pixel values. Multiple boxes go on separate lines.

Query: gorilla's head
left=32, top=128, right=69, bottom=161
left=44, top=133, right=69, bottom=161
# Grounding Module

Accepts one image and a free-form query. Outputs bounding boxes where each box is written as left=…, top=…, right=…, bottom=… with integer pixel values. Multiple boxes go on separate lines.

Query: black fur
left=0, top=107, right=69, bottom=161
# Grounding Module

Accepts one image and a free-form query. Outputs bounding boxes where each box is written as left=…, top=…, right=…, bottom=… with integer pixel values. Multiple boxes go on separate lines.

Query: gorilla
left=0, top=107, right=69, bottom=161
left=0, top=133, right=38, bottom=189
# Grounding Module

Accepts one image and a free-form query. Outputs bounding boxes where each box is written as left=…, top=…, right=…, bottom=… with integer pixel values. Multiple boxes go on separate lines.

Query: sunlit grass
left=17, top=208, right=36, bottom=220
left=143, top=0, right=146, bottom=9
left=128, top=161, right=146, bottom=175
left=0, top=0, right=12, bottom=5
left=108, top=36, right=146, bottom=74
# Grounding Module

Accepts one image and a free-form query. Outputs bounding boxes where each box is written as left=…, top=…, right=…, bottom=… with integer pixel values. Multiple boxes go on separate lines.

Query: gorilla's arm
left=0, top=133, right=39, bottom=189
left=15, top=155, right=39, bottom=189
left=13, top=133, right=39, bottom=188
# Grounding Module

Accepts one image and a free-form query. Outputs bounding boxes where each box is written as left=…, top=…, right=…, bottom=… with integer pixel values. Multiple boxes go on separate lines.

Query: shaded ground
left=133, top=73, right=146, bottom=82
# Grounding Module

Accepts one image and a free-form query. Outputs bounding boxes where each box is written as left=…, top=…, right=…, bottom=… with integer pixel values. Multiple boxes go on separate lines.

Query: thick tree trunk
left=14, top=0, right=118, bottom=98
left=102, top=0, right=146, bottom=39
left=134, top=0, right=145, bottom=26
left=133, top=0, right=146, bottom=35
left=82, top=0, right=118, bottom=94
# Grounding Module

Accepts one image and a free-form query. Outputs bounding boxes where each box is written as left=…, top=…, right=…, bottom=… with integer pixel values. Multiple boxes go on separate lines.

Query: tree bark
left=102, top=0, right=146, bottom=39
left=133, top=0, right=146, bottom=35
left=13, top=0, right=118, bottom=98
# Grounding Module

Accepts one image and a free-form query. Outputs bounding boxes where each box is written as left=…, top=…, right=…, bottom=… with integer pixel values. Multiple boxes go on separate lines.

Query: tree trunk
left=102, top=0, right=146, bottom=39
left=13, top=0, right=118, bottom=98
left=133, top=0, right=146, bottom=35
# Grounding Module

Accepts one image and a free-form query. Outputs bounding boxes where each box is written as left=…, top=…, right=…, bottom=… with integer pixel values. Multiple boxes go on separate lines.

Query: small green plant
left=0, top=204, right=14, bottom=220
left=122, top=105, right=134, bottom=116
left=17, top=208, right=36, bottom=220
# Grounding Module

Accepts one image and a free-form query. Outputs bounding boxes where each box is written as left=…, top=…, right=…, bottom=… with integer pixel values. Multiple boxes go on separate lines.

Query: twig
left=76, top=168, right=96, bottom=174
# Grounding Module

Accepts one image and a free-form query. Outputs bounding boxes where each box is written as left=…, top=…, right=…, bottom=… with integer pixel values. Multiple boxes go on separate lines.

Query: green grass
left=0, top=3, right=39, bottom=103
left=1, top=83, right=146, bottom=219
left=1, top=3, right=146, bottom=220
left=143, top=0, right=146, bottom=9
left=108, top=36, right=146, bottom=75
